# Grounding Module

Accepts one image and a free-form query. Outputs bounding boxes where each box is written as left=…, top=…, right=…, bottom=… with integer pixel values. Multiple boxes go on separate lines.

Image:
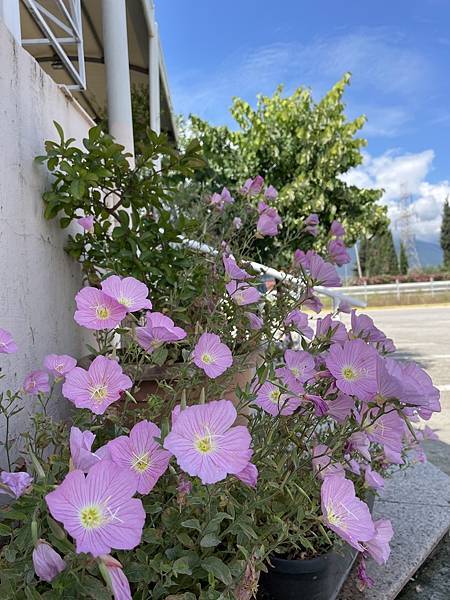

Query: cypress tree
left=441, top=198, right=450, bottom=269
left=364, top=230, right=399, bottom=276
left=399, top=242, right=409, bottom=275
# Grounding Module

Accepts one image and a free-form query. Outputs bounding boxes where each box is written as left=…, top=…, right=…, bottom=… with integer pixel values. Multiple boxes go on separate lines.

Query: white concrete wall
left=0, top=23, right=93, bottom=465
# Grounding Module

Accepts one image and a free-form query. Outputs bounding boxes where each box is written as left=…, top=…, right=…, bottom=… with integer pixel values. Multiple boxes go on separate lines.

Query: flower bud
left=32, top=539, right=66, bottom=582
left=99, top=554, right=132, bottom=599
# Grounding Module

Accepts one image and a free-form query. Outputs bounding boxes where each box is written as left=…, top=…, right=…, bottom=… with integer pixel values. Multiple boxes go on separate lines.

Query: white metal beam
left=149, top=22, right=160, bottom=134
left=101, top=0, right=134, bottom=158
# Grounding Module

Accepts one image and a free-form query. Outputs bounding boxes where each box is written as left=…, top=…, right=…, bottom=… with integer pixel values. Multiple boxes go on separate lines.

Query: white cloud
left=342, top=150, right=449, bottom=242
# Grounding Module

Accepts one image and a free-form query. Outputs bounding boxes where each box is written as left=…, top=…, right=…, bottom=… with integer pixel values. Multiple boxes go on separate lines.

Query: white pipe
left=0, top=0, right=21, bottom=42
left=101, top=0, right=134, bottom=158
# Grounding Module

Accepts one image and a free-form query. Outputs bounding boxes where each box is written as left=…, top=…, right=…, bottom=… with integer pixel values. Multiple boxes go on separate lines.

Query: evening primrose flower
left=101, top=275, right=152, bottom=313
left=321, top=475, right=375, bottom=551
left=284, top=310, right=314, bottom=339
left=44, top=354, right=77, bottom=378
left=254, top=380, right=301, bottom=416
left=226, top=281, right=261, bottom=306
left=193, top=332, right=233, bottom=379
left=222, top=254, right=250, bottom=280
left=256, top=202, right=282, bottom=237
left=135, top=312, right=186, bottom=352
left=32, top=540, right=66, bottom=582
left=245, top=311, right=264, bottom=331
left=62, top=355, right=132, bottom=415
left=325, top=339, right=378, bottom=400
left=0, top=471, right=33, bottom=498
left=108, top=420, right=171, bottom=495
left=163, top=400, right=252, bottom=485
left=69, top=426, right=110, bottom=472
left=364, top=519, right=394, bottom=565
left=99, top=555, right=132, bottom=600
left=45, top=461, right=145, bottom=557
left=0, top=328, right=17, bottom=354
left=23, top=370, right=50, bottom=395
left=74, top=287, right=127, bottom=330
left=77, top=215, right=94, bottom=232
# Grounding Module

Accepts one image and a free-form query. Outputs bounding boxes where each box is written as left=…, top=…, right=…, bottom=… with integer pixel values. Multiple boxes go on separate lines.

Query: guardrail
left=182, top=239, right=367, bottom=309
left=329, top=279, right=450, bottom=301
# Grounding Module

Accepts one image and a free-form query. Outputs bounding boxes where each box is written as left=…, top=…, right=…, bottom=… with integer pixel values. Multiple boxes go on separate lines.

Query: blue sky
left=157, top=0, right=450, bottom=243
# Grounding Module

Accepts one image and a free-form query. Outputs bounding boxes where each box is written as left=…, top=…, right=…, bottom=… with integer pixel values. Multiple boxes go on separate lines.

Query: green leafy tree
left=188, top=74, right=387, bottom=264
left=399, top=241, right=409, bottom=275
left=441, top=198, right=450, bottom=269
left=360, top=229, right=399, bottom=277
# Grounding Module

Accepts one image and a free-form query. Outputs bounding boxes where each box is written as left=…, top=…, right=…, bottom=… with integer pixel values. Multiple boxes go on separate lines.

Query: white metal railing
left=331, top=279, right=450, bottom=299
left=182, top=239, right=366, bottom=309
left=21, top=0, right=86, bottom=90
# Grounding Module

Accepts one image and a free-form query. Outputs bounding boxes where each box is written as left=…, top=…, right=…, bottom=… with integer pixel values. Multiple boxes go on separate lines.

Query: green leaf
left=173, top=556, right=192, bottom=576
left=181, top=519, right=201, bottom=531
left=200, top=533, right=221, bottom=548
left=0, top=523, right=11, bottom=536
left=201, top=556, right=233, bottom=586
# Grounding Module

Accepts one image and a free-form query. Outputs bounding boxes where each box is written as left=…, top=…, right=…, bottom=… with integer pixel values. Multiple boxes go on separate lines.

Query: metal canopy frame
left=21, top=0, right=85, bottom=90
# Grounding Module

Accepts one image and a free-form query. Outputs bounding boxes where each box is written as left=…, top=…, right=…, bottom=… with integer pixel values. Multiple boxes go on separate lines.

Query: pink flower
left=254, top=380, right=301, bottom=416
left=69, top=426, right=109, bottom=472
left=346, top=431, right=371, bottom=461
left=399, top=362, right=441, bottom=419
left=223, top=255, right=250, bottom=280
left=265, top=185, right=278, bottom=200
left=330, top=220, right=345, bottom=237
left=256, top=202, right=282, bottom=237
left=327, top=238, right=351, bottom=266
left=77, top=215, right=94, bottom=232
left=46, top=461, right=145, bottom=557
left=325, top=339, right=378, bottom=400
left=44, top=354, right=77, bottom=377
left=357, top=558, right=374, bottom=590
left=312, top=444, right=345, bottom=480
left=177, top=474, right=192, bottom=496
left=326, top=392, right=354, bottom=423
left=62, top=355, right=132, bottom=415
left=32, top=540, right=66, bottom=582
left=315, top=315, right=348, bottom=344
left=101, top=275, right=152, bottom=312
left=108, top=420, right=171, bottom=495
left=245, top=311, right=264, bottom=330
left=0, top=471, right=33, bottom=498
left=303, top=213, right=319, bottom=236
left=100, top=555, right=132, bottom=600
left=338, top=299, right=352, bottom=314
left=321, top=475, right=375, bottom=551
left=350, top=310, right=386, bottom=343
left=193, top=333, right=233, bottom=379
left=163, top=400, right=252, bottom=485
left=284, top=310, right=314, bottom=338
left=365, top=409, right=405, bottom=457
left=373, top=357, right=403, bottom=404
left=233, top=217, right=243, bottom=230
left=364, top=465, right=385, bottom=490
left=209, top=187, right=234, bottom=210
left=364, top=519, right=393, bottom=565
left=235, top=462, right=258, bottom=487
left=302, top=290, right=323, bottom=313
left=0, top=328, right=17, bottom=354
left=304, top=393, right=329, bottom=416
left=240, top=175, right=264, bottom=196
left=74, top=287, right=127, bottom=330
left=308, top=253, right=341, bottom=287
left=23, top=370, right=50, bottom=395
left=284, top=349, right=315, bottom=384
left=226, top=281, right=261, bottom=306
left=136, top=312, right=186, bottom=352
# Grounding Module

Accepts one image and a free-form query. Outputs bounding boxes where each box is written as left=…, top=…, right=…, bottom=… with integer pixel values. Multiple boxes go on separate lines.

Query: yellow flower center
left=131, top=452, right=151, bottom=473
left=89, top=384, right=108, bottom=403
left=96, top=305, right=110, bottom=320
left=342, top=366, right=358, bottom=381
left=269, top=389, right=281, bottom=403
left=80, top=505, right=104, bottom=529
left=118, top=296, right=132, bottom=307
left=326, top=502, right=346, bottom=530
left=195, top=430, right=215, bottom=454
left=290, top=367, right=300, bottom=378
left=235, top=292, right=245, bottom=305
left=201, top=352, right=214, bottom=364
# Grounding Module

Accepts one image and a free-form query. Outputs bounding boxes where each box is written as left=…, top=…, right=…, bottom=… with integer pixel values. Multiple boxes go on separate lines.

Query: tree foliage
left=399, top=242, right=409, bottom=275
left=440, top=198, right=450, bottom=269
left=188, top=74, right=387, bottom=260
left=359, top=230, right=399, bottom=277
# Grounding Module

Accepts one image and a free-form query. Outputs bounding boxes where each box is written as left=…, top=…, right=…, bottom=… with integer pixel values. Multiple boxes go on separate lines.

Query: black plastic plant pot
left=258, top=544, right=358, bottom=600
